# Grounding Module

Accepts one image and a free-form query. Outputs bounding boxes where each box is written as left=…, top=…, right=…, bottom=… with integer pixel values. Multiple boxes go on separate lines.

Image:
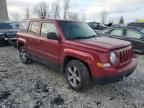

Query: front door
left=109, top=28, right=126, bottom=40
left=37, top=22, right=62, bottom=65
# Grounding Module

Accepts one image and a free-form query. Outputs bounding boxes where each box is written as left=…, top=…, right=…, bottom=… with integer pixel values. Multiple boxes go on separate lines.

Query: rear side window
left=110, top=29, right=123, bottom=36
left=19, top=21, right=29, bottom=32
left=126, top=30, right=142, bottom=39
left=41, top=23, right=58, bottom=37
left=28, top=22, right=40, bottom=35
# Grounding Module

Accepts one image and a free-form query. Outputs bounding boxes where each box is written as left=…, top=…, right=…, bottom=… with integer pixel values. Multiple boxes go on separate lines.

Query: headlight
left=110, top=52, right=117, bottom=64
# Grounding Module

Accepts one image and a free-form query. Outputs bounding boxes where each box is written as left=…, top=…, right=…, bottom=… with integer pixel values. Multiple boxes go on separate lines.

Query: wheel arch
left=61, top=51, right=95, bottom=79
left=17, top=38, right=27, bottom=50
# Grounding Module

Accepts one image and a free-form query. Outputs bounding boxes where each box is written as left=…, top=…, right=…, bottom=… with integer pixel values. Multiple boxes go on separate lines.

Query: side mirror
left=47, top=32, right=59, bottom=40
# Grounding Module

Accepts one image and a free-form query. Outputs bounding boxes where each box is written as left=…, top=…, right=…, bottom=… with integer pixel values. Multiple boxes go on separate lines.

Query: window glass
left=110, top=29, right=123, bottom=36
left=28, top=22, right=40, bottom=35
left=19, top=21, right=29, bottom=32
left=0, top=23, right=14, bottom=29
left=101, top=28, right=112, bottom=34
left=59, top=22, right=97, bottom=40
left=126, top=30, right=142, bottom=39
left=140, top=29, right=144, bottom=34
left=41, top=23, right=58, bottom=37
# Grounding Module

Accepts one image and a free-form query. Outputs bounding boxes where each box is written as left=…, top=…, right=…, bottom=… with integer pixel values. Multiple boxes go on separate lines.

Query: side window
left=41, top=23, right=58, bottom=37
left=28, top=22, right=40, bottom=35
left=126, top=30, right=142, bottom=39
left=110, top=29, right=123, bottom=36
left=102, top=29, right=112, bottom=34
left=19, top=20, right=29, bottom=32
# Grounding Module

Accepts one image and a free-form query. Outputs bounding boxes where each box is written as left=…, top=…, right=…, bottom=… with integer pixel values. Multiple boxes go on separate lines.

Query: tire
left=65, top=60, right=91, bottom=91
left=19, top=46, right=32, bottom=64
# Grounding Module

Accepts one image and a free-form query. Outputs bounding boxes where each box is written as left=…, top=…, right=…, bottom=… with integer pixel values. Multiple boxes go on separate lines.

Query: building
left=0, top=0, right=9, bottom=21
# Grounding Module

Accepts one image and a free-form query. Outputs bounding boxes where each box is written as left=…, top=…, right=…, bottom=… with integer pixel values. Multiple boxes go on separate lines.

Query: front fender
left=61, top=48, right=96, bottom=75
left=17, top=37, right=27, bottom=49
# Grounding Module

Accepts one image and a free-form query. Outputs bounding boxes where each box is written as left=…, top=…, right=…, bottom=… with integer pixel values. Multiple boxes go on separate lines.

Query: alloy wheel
left=67, top=65, right=81, bottom=87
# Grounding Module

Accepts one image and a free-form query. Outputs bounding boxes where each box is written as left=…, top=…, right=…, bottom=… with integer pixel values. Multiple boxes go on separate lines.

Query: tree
left=68, top=12, right=79, bottom=21
left=119, top=16, right=125, bottom=24
left=33, top=1, right=49, bottom=18
left=63, top=0, right=70, bottom=19
left=100, top=10, right=108, bottom=24
left=51, top=0, right=60, bottom=19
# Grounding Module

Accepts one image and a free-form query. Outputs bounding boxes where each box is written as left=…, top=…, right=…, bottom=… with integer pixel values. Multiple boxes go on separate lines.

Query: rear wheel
left=65, top=60, right=91, bottom=91
left=19, top=46, right=32, bottom=64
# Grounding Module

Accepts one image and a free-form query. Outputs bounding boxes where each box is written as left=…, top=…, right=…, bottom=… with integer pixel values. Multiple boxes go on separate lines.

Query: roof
left=25, top=18, right=80, bottom=23
left=112, top=26, right=144, bottom=31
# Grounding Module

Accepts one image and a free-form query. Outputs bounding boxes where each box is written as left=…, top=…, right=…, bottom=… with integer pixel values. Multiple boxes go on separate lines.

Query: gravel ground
left=0, top=46, right=144, bottom=108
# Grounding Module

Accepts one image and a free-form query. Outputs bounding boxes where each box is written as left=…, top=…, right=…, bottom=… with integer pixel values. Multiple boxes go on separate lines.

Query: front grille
left=115, top=46, right=133, bottom=66
left=5, top=32, right=16, bottom=38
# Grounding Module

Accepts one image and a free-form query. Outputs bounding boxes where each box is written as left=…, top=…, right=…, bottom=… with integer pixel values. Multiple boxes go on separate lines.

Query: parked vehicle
left=128, top=22, right=144, bottom=28
left=88, top=22, right=107, bottom=34
left=101, top=26, right=144, bottom=54
left=10, top=21, right=20, bottom=29
left=17, top=19, right=137, bottom=91
left=0, top=22, right=18, bottom=46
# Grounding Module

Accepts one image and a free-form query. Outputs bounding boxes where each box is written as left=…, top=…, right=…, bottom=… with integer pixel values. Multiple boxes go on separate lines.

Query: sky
left=7, top=0, right=144, bottom=23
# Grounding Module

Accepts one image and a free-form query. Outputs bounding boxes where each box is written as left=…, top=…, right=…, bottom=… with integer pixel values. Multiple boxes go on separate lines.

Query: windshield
left=0, top=23, right=15, bottom=29
left=59, top=22, right=97, bottom=40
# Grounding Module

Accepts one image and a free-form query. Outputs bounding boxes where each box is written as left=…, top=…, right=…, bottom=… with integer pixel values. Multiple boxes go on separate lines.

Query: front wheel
left=19, top=46, right=32, bottom=64
left=65, top=60, right=91, bottom=91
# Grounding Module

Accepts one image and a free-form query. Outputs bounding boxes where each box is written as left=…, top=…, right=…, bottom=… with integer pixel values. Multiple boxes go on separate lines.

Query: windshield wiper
left=69, top=35, right=97, bottom=40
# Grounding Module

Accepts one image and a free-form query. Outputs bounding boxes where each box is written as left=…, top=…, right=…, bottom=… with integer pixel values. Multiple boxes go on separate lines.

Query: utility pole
left=0, top=0, right=9, bottom=21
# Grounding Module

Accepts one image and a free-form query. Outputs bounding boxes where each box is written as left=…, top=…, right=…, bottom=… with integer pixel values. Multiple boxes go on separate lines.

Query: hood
left=67, top=37, right=131, bottom=52
left=0, top=29, right=18, bottom=33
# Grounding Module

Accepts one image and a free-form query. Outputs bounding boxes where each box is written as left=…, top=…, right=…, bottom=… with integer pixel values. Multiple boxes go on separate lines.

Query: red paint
left=17, top=19, right=137, bottom=81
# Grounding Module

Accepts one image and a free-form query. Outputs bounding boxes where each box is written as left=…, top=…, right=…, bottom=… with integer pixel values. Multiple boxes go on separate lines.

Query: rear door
left=125, top=29, right=144, bottom=52
left=27, top=21, right=41, bottom=55
left=37, top=21, right=62, bottom=65
left=108, top=28, right=126, bottom=40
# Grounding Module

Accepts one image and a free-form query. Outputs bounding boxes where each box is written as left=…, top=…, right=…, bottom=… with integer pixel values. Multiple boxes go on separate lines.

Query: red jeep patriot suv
left=17, top=19, right=137, bottom=91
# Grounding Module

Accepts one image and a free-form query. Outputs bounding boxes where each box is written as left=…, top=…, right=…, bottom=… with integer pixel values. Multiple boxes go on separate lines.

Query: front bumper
left=93, top=58, right=137, bottom=84
left=4, top=37, right=16, bottom=41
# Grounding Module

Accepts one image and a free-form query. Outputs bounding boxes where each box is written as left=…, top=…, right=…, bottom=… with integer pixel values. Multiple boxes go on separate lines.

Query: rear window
left=19, top=20, right=29, bottom=32
left=0, top=23, right=15, bottom=29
